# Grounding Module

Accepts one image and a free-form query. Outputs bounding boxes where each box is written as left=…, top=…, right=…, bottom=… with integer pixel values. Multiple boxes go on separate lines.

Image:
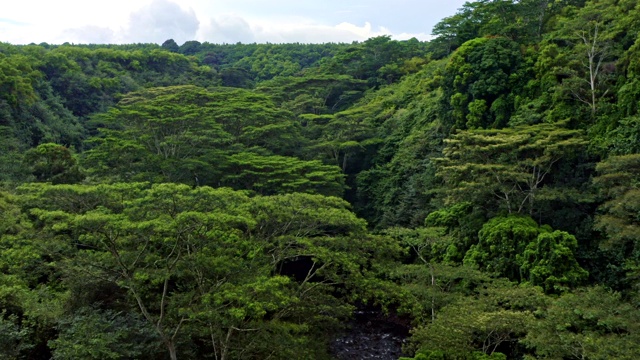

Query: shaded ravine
left=330, top=310, right=410, bottom=360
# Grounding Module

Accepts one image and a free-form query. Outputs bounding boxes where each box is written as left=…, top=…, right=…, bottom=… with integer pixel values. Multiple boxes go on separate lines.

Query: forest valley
left=1, top=0, right=640, bottom=359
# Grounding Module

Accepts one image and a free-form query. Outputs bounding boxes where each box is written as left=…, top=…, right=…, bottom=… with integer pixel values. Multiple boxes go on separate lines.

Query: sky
left=0, top=0, right=468, bottom=45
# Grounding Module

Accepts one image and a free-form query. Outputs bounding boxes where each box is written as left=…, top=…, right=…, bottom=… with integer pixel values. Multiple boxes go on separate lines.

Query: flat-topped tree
left=19, top=182, right=396, bottom=359
left=435, top=122, right=587, bottom=217
left=593, top=154, right=640, bottom=288
left=82, top=85, right=347, bottom=196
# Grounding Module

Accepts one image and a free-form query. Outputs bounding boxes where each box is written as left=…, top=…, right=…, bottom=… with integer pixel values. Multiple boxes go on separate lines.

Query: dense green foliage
left=2, top=1, right=640, bottom=358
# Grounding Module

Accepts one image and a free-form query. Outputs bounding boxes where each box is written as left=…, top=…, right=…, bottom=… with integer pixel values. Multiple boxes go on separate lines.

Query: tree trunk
left=166, top=339, right=178, bottom=360
left=430, top=263, right=436, bottom=323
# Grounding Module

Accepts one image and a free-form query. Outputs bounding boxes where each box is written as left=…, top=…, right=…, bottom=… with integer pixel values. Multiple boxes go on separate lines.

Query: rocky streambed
left=330, top=310, right=410, bottom=360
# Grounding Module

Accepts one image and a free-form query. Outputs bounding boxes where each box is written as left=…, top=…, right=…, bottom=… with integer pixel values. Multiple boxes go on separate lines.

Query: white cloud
left=47, top=0, right=199, bottom=44
left=61, top=26, right=117, bottom=44
left=0, top=0, right=460, bottom=45
left=197, top=16, right=432, bottom=44
left=197, top=15, right=255, bottom=44
left=123, top=0, right=199, bottom=44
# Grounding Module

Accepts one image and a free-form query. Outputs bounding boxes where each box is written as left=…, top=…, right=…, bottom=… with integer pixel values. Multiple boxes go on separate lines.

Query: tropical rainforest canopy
left=1, top=0, right=640, bottom=359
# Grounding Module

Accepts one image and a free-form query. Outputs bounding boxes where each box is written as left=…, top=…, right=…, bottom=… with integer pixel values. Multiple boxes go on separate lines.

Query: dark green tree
left=24, top=143, right=84, bottom=184
left=441, top=36, right=524, bottom=130
left=520, top=230, right=588, bottom=293
left=464, top=215, right=542, bottom=281
left=161, top=39, right=179, bottom=53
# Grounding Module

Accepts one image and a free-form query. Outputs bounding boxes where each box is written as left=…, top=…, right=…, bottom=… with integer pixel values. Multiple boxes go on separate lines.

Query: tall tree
left=543, top=0, right=632, bottom=119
